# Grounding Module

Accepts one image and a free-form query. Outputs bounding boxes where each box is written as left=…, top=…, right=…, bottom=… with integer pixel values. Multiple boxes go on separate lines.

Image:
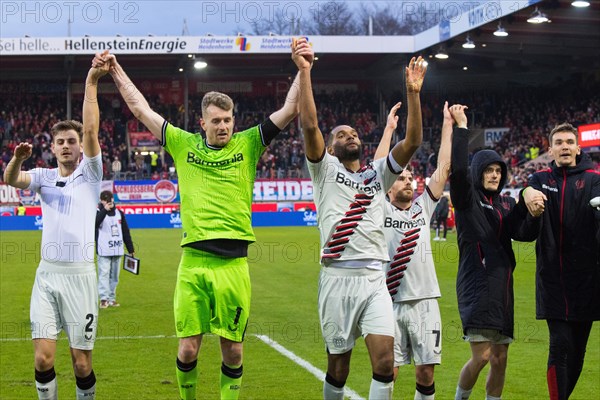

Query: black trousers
left=435, top=217, right=447, bottom=238
left=546, top=319, right=594, bottom=400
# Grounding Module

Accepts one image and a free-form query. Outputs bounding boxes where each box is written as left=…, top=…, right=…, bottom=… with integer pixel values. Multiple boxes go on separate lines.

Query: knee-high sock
left=220, top=363, right=243, bottom=400
left=75, top=370, right=96, bottom=400
left=176, top=358, right=198, bottom=400
left=415, top=382, right=435, bottom=400
left=323, top=373, right=345, bottom=400
left=369, top=373, right=394, bottom=400
left=35, top=367, right=58, bottom=400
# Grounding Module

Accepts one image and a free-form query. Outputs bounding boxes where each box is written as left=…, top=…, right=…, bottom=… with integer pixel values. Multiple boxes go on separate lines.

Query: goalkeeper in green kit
left=93, top=50, right=302, bottom=399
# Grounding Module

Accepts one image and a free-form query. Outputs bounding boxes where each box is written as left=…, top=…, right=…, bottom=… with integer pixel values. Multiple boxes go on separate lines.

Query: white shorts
left=393, top=298, right=442, bottom=367
left=30, top=260, right=99, bottom=350
left=463, top=328, right=513, bottom=345
left=318, top=267, right=394, bottom=354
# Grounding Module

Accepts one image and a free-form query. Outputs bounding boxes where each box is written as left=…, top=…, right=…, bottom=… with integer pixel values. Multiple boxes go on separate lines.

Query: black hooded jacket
left=523, top=153, right=600, bottom=321
left=450, top=127, right=537, bottom=338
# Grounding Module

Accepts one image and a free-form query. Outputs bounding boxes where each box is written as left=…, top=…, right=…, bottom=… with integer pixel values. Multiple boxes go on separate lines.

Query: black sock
left=221, top=363, right=243, bottom=379
left=35, top=367, right=56, bottom=384
left=325, top=372, right=346, bottom=388
left=75, top=370, right=96, bottom=390
left=176, top=358, right=197, bottom=372
left=372, top=372, right=394, bottom=383
left=417, top=382, right=435, bottom=395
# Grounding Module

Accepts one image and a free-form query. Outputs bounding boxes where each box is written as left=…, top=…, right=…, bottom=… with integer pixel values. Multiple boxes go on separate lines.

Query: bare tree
left=247, top=8, right=298, bottom=36
left=304, top=1, right=360, bottom=35
left=357, top=2, right=414, bottom=35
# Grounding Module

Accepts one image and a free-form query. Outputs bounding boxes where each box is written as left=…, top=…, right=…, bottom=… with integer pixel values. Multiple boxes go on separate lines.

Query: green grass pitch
left=1, top=227, right=598, bottom=399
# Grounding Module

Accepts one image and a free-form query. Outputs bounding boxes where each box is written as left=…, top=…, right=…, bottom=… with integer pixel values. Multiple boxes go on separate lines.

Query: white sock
left=369, top=378, right=393, bottom=400
left=75, top=371, right=96, bottom=400
left=35, top=377, right=58, bottom=400
left=76, top=383, right=95, bottom=399
left=455, top=385, right=472, bottom=400
left=323, top=380, right=344, bottom=400
left=415, top=390, right=435, bottom=400
left=485, top=395, right=501, bottom=400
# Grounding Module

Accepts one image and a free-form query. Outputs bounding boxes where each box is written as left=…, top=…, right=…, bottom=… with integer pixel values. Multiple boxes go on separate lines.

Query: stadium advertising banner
left=578, top=123, right=600, bottom=149
left=0, top=35, right=414, bottom=55
left=0, top=184, right=20, bottom=205
left=110, top=179, right=314, bottom=203
left=8, top=202, right=316, bottom=217
left=0, top=211, right=318, bottom=231
left=484, top=127, right=510, bottom=146
left=1, top=179, right=316, bottom=208
left=253, top=179, right=313, bottom=201
left=114, top=180, right=180, bottom=203
left=0, top=1, right=538, bottom=56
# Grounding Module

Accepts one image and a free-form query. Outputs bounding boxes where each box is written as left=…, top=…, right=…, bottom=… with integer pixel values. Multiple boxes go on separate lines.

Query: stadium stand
left=1, top=80, right=599, bottom=185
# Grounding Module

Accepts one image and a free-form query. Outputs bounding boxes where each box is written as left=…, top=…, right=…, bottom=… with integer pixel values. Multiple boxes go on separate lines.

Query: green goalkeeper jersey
left=163, top=122, right=265, bottom=247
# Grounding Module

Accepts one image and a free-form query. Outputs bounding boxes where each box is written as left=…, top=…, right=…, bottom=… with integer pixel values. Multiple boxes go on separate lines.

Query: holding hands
left=523, top=187, right=547, bottom=217
left=291, top=37, right=314, bottom=71
left=89, top=50, right=111, bottom=81
left=448, top=104, right=468, bottom=128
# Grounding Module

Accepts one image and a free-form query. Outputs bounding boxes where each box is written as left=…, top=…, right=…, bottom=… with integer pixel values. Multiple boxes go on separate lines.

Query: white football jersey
left=308, top=152, right=401, bottom=269
left=383, top=187, right=442, bottom=302
left=28, top=154, right=103, bottom=263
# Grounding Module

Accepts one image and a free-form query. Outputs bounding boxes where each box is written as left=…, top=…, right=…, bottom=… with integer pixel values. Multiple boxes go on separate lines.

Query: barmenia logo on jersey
left=385, top=217, right=427, bottom=229
left=335, top=172, right=382, bottom=194
left=186, top=152, right=244, bottom=167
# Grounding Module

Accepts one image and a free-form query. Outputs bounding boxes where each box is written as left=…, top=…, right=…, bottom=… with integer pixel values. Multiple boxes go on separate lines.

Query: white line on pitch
left=0, top=334, right=177, bottom=342
left=2, top=332, right=367, bottom=400
left=255, top=334, right=366, bottom=400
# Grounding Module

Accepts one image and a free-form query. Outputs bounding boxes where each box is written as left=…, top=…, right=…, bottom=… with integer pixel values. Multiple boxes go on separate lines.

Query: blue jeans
left=97, top=255, right=121, bottom=302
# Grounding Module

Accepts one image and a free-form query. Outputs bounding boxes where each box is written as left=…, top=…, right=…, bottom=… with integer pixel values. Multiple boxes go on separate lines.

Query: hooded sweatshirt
left=450, top=127, right=537, bottom=338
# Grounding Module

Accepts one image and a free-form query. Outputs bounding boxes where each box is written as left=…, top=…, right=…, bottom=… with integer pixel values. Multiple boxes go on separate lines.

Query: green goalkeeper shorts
left=174, top=247, right=250, bottom=342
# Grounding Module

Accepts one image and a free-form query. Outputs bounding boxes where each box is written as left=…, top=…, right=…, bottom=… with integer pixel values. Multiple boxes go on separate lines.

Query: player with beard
left=374, top=102, right=453, bottom=400
left=292, top=38, right=427, bottom=400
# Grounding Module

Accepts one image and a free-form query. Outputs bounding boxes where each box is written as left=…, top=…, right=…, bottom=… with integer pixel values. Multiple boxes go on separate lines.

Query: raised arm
left=292, top=37, right=325, bottom=161
left=3, top=143, right=33, bottom=189
left=83, top=51, right=110, bottom=158
left=389, top=56, right=427, bottom=167
left=427, top=101, right=453, bottom=199
left=269, top=72, right=301, bottom=130
left=93, top=53, right=165, bottom=140
left=449, top=104, right=472, bottom=210
left=374, top=102, right=402, bottom=160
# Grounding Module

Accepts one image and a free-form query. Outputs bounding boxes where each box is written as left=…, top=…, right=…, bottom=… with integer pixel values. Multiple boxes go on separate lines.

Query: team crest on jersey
left=411, top=203, right=423, bottom=219
left=361, top=166, right=377, bottom=185
left=576, top=179, right=585, bottom=190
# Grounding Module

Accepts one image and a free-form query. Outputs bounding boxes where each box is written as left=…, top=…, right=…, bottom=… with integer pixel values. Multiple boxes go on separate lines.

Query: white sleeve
left=26, top=168, right=42, bottom=192
left=419, top=189, right=440, bottom=218
left=81, top=153, right=103, bottom=184
left=306, top=151, right=334, bottom=188
left=373, top=154, right=403, bottom=193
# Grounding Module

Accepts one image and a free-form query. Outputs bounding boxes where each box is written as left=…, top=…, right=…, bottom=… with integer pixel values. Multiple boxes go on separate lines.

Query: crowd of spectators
left=2, top=82, right=599, bottom=188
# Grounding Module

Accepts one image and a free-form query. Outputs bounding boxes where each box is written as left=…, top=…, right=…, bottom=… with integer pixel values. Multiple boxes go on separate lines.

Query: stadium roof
left=1, top=0, right=598, bottom=90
